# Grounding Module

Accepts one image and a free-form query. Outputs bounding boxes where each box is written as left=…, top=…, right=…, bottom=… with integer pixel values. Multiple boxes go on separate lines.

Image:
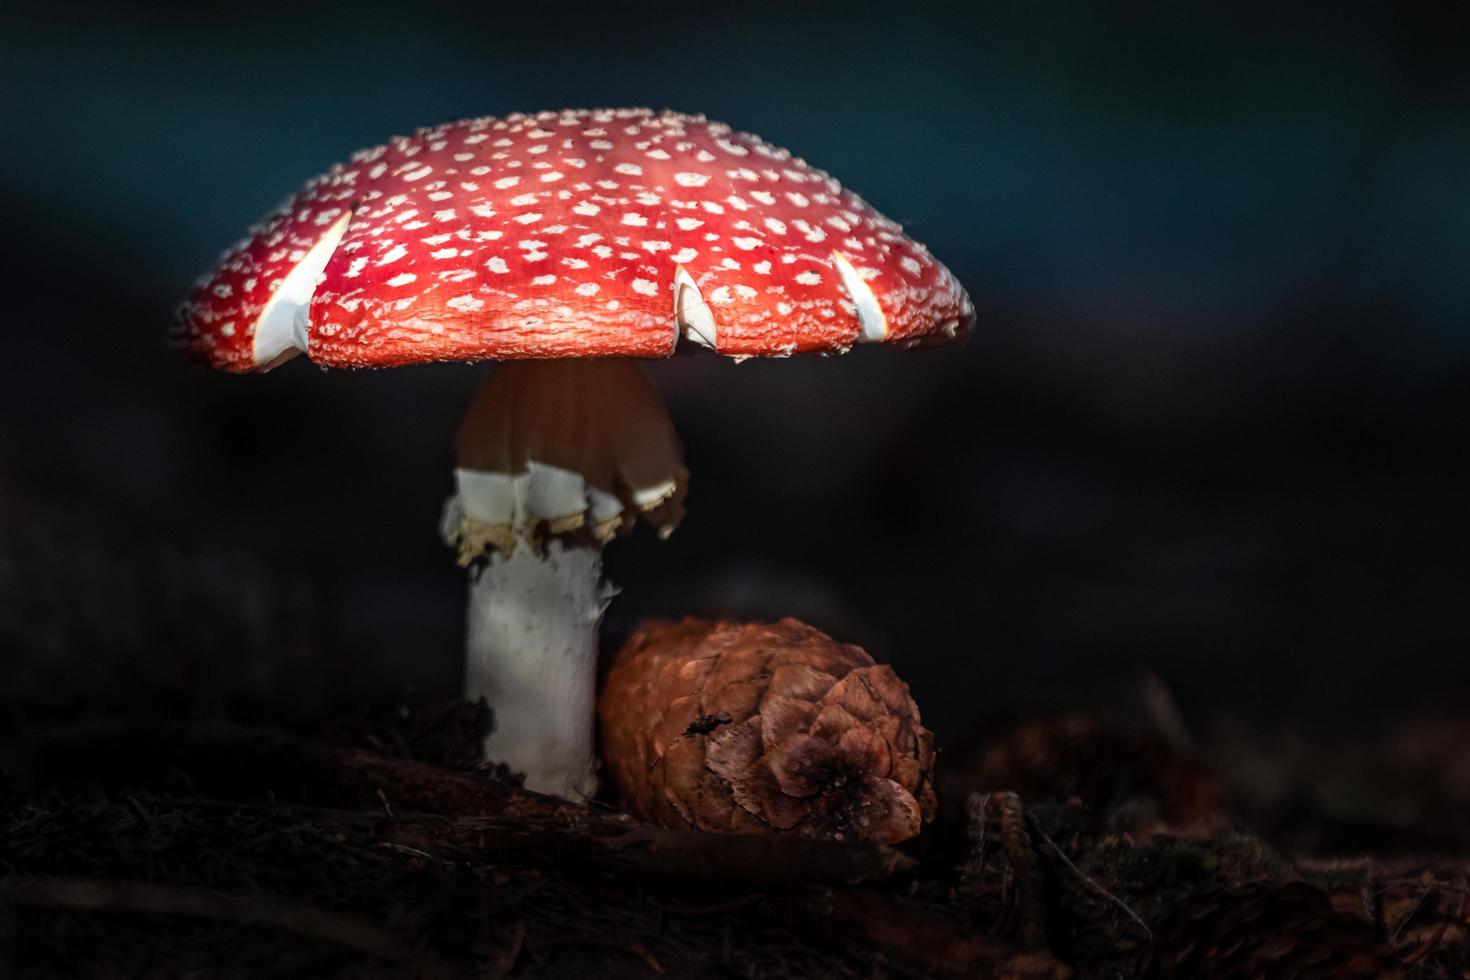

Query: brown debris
left=0, top=876, right=431, bottom=967
left=11, top=721, right=913, bottom=886
left=1379, top=866, right=1470, bottom=965
left=1311, top=859, right=1470, bottom=975
left=1143, top=881, right=1402, bottom=979
left=951, top=714, right=1225, bottom=837
left=802, top=889, right=1073, bottom=979
left=598, top=617, right=937, bottom=844
left=3, top=788, right=879, bottom=979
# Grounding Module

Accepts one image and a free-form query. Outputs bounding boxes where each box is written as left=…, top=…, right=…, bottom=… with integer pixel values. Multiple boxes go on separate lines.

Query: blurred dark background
left=2, top=1, right=1468, bottom=744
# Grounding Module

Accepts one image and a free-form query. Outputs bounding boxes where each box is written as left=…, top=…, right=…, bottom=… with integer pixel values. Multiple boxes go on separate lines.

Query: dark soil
left=6, top=697, right=1470, bottom=979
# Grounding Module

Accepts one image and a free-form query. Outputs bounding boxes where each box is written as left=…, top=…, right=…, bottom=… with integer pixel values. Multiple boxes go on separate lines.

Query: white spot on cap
left=792, top=220, right=825, bottom=242
left=631, top=277, right=658, bottom=296
left=387, top=272, right=417, bottom=287
left=447, top=294, right=486, bottom=312
left=673, top=172, right=710, bottom=187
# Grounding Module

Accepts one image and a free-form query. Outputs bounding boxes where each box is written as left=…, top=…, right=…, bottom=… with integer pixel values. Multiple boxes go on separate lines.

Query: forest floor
left=6, top=694, right=1470, bottom=979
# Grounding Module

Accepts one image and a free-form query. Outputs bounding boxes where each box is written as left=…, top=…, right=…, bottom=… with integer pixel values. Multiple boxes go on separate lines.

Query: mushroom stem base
left=465, top=539, right=611, bottom=801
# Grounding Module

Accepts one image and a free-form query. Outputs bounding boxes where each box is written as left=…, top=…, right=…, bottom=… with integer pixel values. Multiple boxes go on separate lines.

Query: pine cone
left=598, top=617, right=937, bottom=843
left=1145, top=881, right=1400, bottom=980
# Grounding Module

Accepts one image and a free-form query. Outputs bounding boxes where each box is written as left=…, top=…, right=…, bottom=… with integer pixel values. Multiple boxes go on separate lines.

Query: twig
left=809, top=889, right=1072, bottom=980
left=1391, top=871, right=1437, bottom=943
left=1137, top=671, right=1195, bottom=755
left=8, top=721, right=513, bottom=816
left=533, top=937, right=663, bottom=974
left=962, top=792, right=992, bottom=881
left=374, top=841, right=441, bottom=863
left=1024, top=812, right=1152, bottom=941
left=380, top=809, right=916, bottom=884
left=661, top=894, right=764, bottom=918
left=0, top=876, right=420, bottom=963
left=996, top=792, right=1047, bottom=948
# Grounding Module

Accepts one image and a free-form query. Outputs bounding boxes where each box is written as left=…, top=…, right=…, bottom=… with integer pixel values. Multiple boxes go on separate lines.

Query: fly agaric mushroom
left=175, top=108, right=972, bottom=801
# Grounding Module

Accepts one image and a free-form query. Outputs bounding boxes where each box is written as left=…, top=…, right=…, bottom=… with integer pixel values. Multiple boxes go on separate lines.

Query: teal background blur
left=2, top=1, right=1468, bottom=737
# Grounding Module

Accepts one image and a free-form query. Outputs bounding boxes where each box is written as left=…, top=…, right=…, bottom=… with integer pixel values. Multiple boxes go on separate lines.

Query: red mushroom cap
left=175, top=108, right=974, bottom=371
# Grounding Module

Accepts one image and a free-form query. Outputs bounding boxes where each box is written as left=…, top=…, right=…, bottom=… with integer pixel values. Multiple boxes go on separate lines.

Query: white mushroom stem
left=444, top=359, right=687, bottom=801
left=466, top=539, right=613, bottom=800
